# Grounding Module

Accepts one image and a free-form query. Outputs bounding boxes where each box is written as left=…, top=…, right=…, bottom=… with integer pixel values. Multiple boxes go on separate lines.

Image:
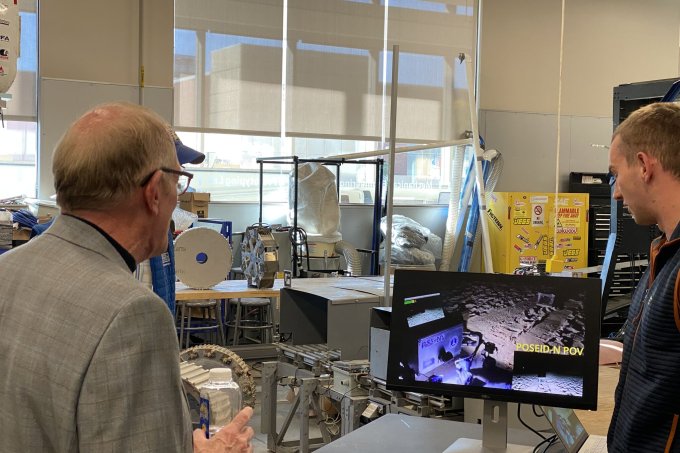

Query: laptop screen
left=542, top=406, right=589, bottom=453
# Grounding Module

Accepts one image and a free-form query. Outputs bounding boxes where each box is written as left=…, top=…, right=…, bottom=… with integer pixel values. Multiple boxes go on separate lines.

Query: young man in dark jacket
left=607, top=102, right=680, bottom=452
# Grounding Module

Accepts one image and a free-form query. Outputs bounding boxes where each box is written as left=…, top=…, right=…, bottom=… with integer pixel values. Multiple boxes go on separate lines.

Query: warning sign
left=556, top=207, right=581, bottom=233
left=532, top=204, right=545, bottom=227
left=519, top=256, right=537, bottom=265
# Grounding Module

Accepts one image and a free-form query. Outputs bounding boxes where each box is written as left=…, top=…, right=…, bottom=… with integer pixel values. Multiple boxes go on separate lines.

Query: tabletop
left=315, top=413, right=547, bottom=453
left=175, top=279, right=284, bottom=300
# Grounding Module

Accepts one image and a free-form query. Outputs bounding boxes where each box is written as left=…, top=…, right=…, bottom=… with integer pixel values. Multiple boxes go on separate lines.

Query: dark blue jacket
left=608, top=223, right=680, bottom=452
left=149, top=229, right=176, bottom=314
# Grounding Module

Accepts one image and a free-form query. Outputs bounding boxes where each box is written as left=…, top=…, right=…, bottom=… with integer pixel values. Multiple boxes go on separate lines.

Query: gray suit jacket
left=0, top=215, right=192, bottom=452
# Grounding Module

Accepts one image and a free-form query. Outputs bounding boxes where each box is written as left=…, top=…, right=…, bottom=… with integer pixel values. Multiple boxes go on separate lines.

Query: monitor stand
left=443, top=400, right=533, bottom=453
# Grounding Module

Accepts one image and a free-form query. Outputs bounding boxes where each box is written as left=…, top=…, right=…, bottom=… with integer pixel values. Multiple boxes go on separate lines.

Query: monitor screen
left=386, top=270, right=601, bottom=410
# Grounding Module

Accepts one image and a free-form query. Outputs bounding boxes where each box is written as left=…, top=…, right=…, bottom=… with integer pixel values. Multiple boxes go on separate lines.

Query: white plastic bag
left=289, top=162, right=341, bottom=240
left=173, top=206, right=198, bottom=231
left=380, top=215, right=441, bottom=265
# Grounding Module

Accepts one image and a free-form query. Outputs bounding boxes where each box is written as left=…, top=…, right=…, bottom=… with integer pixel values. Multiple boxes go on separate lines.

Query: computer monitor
left=386, top=270, right=601, bottom=453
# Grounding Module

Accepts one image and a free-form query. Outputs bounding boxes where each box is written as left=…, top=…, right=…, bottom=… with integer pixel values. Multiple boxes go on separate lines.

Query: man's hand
left=193, top=406, right=255, bottom=453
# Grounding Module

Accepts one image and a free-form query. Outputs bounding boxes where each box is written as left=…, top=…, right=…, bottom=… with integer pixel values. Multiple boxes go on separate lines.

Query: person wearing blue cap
left=136, top=129, right=205, bottom=315
left=172, top=129, right=206, bottom=167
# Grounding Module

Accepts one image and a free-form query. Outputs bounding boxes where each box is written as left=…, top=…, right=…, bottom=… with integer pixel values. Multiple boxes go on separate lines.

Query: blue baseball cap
left=171, top=129, right=205, bottom=165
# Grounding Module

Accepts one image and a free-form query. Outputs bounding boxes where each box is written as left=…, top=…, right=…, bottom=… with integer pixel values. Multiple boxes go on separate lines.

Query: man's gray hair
left=53, top=102, right=176, bottom=211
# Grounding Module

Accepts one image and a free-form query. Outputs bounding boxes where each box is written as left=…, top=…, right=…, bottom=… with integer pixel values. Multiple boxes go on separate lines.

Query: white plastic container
left=199, top=368, right=242, bottom=438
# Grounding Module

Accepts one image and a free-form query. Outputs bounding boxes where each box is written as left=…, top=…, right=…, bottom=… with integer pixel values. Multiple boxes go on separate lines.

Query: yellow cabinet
left=486, top=192, right=589, bottom=274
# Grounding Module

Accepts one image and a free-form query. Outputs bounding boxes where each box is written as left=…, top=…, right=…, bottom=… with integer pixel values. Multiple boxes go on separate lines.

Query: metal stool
left=176, top=299, right=226, bottom=349
left=226, top=298, right=274, bottom=345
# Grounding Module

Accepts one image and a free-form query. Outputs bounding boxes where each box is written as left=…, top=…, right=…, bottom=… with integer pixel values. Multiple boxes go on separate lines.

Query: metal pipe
left=475, top=0, right=483, bottom=113
left=257, top=156, right=381, bottom=165
left=383, top=45, right=399, bottom=307
left=372, top=159, right=384, bottom=275
left=327, top=138, right=472, bottom=160
left=259, top=160, right=264, bottom=224
left=464, top=53, right=494, bottom=273
left=138, top=0, right=145, bottom=105
left=293, top=156, right=299, bottom=277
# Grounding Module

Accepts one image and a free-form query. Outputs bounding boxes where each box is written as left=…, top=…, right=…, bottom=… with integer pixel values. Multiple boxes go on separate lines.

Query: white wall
left=37, top=0, right=174, bottom=198
left=479, top=110, right=613, bottom=192
left=479, top=0, right=680, bottom=192
left=39, top=0, right=173, bottom=86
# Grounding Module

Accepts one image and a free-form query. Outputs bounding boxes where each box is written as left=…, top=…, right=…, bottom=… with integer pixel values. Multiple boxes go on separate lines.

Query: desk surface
left=282, top=275, right=392, bottom=303
left=317, top=366, right=620, bottom=452
left=175, top=279, right=283, bottom=300
left=315, top=414, right=552, bottom=453
left=176, top=275, right=391, bottom=301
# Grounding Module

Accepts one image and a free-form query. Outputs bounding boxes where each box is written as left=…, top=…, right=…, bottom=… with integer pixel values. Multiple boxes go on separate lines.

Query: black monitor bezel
left=386, top=270, right=601, bottom=411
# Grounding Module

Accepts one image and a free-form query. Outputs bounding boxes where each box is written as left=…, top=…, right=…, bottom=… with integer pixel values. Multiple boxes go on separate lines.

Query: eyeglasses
left=140, top=167, right=194, bottom=195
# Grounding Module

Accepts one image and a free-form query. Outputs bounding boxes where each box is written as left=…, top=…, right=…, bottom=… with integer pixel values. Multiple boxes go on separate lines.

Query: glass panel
left=384, top=0, right=475, bottom=204
left=204, top=32, right=282, bottom=131
left=1, top=0, right=37, bottom=199
left=385, top=0, right=474, bottom=142
left=0, top=121, right=37, bottom=198
left=173, top=1, right=477, bottom=205
left=286, top=0, right=384, bottom=138
left=176, top=130, right=283, bottom=202
left=384, top=0, right=450, bottom=12
left=291, top=136, right=382, bottom=205
left=174, top=0, right=283, bottom=132
left=4, top=6, right=37, bottom=118
left=173, top=28, right=198, bottom=127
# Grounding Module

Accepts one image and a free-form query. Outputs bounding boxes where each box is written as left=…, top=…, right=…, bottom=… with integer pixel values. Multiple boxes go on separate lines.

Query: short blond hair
left=613, top=102, right=680, bottom=179
left=53, top=102, right=176, bottom=211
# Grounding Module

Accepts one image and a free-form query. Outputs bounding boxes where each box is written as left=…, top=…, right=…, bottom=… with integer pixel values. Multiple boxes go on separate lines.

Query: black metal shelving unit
left=256, top=156, right=384, bottom=277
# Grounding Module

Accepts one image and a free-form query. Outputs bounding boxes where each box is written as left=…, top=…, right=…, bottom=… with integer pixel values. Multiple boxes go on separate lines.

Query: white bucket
left=305, top=241, right=337, bottom=258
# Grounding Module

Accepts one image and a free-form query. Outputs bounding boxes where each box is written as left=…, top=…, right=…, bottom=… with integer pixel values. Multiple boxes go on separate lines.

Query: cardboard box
left=179, top=192, right=210, bottom=218
left=12, top=227, right=31, bottom=241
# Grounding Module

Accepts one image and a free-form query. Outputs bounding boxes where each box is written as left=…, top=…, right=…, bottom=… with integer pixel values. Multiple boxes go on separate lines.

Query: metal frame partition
left=256, top=156, right=384, bottom=277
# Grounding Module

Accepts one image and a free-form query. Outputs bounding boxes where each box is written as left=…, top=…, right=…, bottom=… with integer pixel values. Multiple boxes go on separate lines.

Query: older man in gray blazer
left=0, top=103, right=253, bottom=453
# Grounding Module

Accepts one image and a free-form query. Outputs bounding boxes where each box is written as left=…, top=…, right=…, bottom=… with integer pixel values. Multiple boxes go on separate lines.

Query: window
left=0, top=0, right=38, bottom=199
left=174, top=0, right=477, bottom=205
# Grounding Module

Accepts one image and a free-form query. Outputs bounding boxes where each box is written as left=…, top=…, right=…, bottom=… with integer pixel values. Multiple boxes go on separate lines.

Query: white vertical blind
left=174, top=0, right=477, bottom=143
left=286, top=0, right=384, bottom=138
left=175, top=0, right=283, bottom=133
left=384, top=1, right=475, bottom=142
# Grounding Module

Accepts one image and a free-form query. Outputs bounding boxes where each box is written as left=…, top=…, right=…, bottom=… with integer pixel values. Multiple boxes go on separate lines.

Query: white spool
left=175, top=227, right=233, bottom=289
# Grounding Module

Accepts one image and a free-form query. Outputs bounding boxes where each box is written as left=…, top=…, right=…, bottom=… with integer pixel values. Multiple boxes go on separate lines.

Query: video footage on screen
left=392, top=278, right=591, bottom=397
